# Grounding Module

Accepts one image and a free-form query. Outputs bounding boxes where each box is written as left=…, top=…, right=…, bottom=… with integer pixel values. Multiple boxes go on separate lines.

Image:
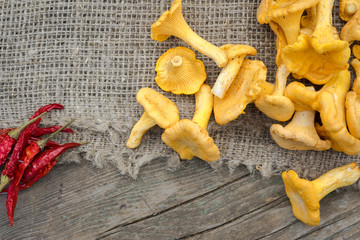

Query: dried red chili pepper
left=14, top=119, right=75, bottom=186
left=27, top=137, right=60, bottom=149
left=18, top=160, right=58, bottom=191
left=0, top=113, right=46, bottom=166
left=0, top=120, right=41, bottom=192
left=29, top=103, right=64, bottom=120
left=6, top=180, right=18, bottom=227
left=22, top=142, right=82, bottom=182
left=32, top=126, right=74, bottom=137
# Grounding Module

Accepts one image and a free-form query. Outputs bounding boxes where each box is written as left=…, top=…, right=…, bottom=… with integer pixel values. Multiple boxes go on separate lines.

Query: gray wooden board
left=0, top=158, right=359, bottom=239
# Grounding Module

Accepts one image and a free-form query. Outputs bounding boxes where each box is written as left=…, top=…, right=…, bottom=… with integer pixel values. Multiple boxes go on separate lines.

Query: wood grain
left=0, top=158, right=359, bottom=240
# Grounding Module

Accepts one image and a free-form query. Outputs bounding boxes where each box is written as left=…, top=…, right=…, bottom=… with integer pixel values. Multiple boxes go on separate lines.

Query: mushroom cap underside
left=282, top=170, right=320, bottom=226
left=155, top=47, right=206, bottom=95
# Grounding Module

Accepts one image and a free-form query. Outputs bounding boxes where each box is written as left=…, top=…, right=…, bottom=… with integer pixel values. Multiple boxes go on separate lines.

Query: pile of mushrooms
left=126, top=0, right=360, bottom=226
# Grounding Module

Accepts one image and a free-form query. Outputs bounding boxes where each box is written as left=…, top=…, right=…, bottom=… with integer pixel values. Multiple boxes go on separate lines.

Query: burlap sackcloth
left=0, top=0, right=359, bottom=180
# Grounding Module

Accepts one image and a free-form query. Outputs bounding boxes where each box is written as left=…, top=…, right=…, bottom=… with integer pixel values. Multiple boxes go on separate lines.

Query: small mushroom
left=340, top=0, right=360, bottom=22
left=211, top=44, right=257, bottom=98
left=214, top=59, right=273, bottom=125
left=155, top=47, right=207, bottom=95
left=257, top=0, right=320, bottom=45
left=345, top=59, right=360, bottom=138
left=282, top=162, right=360, bottom=226
left=270, top=87, right=331, bottom=151
left=353, top=44, right=360, bottom=60
left=341, top=8, right=360, bottom=44
left=162, top=84, right=220, bottom=162
left=151, top=0, right=227, bottom=67
left=126, top=88, right=179, bottom=148
left=255, top=64, right=295, bottom=122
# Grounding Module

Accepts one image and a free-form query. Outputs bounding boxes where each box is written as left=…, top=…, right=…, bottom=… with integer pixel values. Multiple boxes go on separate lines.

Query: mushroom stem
left=259, top=81, right=275, bottom=95
left=126, top=112, right=157, bottom=149
left=211, top=58, right=243, bottom=98
left=151, top=0, right=227, bottom=67
left=171, top=56, right=183, bottom=67
left=346, top=3, right=357, bottom=15
left=351, top=59, right=360, bottom=95
left=192, top=84, right=213, bottom=129
left=284, top=82, right=320, bottom=111
left=311, top=162, right=360, bottom=200
left=272, top=64, right=289, bottom=96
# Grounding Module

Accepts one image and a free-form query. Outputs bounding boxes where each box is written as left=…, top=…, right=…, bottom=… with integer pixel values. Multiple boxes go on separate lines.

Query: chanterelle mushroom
left=270, top=87, right=331, bottom=151
left=341, top=7, right=360, bottom=44
left=155, top=47, right=207, bottom=95
left=282, top=0, right=350, bottom=85
left=345, top=59, right=360, bottom=138
left=162, top=84, right=220, bottom=162
left=126, top=88, right=179, bottom=148
left=282, top=162, right=360, bottom=226
left=214, top=59, right=273, bottom=125
left=211, top=44, right=257, bottom=99
left=255, top=64, right=295, bottom=122
left=285, top=70, right=360, bottom=155
left=340, top=0, right=360, bottom=22
left=151, top=0, right=227, bottom=67
left=257, top=0, right=320, bottom=45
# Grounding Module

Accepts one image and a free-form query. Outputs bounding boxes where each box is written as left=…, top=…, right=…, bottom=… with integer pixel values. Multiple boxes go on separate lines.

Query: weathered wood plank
left=97, top=175, right=286, bottom=239
left=0, top=158, right=248, bottom=239
left=192, top=187, right=360, bottom=240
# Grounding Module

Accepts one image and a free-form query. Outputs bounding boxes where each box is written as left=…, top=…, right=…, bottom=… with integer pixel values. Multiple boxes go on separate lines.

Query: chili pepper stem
left=36, top=119, right=76, bottom=149
left=8, top=112, right=47, bottom=140
left=0, top=175, right=10, bottom=192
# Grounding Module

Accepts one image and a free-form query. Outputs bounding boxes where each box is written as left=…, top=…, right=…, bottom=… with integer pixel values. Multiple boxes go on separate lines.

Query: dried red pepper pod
left=30, top=103, right=64, bottom=120
left=27, top=137, right=60, bottom=149
left=6, top=180, right=18, bottom=227
left=32, top=126, right=74, bottom=137
left=18, top=159, right=58, bottom=191
left=0, top=113, right=46, bottom=167
left=0, top=119, right=41, bottom=191
left=14, top=119, right=75, bottom=186
left=22, top=142, right=82, bottom=182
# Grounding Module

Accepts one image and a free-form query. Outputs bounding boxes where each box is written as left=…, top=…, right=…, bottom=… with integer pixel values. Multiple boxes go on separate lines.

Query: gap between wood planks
left=96, top=173, right=252, bottom=239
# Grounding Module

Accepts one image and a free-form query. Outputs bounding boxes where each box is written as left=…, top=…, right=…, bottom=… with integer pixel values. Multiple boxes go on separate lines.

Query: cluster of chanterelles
left=126, top=0, right=360, bottom=226
left=257, top=0, right=360, bottom=226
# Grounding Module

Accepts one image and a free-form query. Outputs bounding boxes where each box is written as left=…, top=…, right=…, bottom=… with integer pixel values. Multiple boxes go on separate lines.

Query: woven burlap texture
left=0, top=0, right=359, bottom=179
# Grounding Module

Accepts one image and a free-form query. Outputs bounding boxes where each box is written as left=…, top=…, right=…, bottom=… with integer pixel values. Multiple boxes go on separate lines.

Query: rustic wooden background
left=0, top=159, right=359, bottom=239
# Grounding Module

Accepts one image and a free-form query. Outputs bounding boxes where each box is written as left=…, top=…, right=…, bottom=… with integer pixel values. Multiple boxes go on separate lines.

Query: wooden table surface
left=0, top=158, right=359, bottom=239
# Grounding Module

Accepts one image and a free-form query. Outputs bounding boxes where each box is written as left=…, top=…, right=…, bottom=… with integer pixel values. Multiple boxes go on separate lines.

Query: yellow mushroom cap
left=353, top=45, right=360, bottom=60
left=214, top=59, right=270, bottom=125
left=136, top=88, right=179, bottom=129
left=345, top=91, right=360, bottom=139
left=340, top=0, right=360, bottom=22
left=161, top=119, right=220, bottom=162
left=220, top=44, right=257, bottom=60
left=341, top=10, right=360, bottom=44
left=282, top=170, right=320, bottom=226
left=155, top=47, right=206, bottom=95
left=282, top=34, right=350, bottom=85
